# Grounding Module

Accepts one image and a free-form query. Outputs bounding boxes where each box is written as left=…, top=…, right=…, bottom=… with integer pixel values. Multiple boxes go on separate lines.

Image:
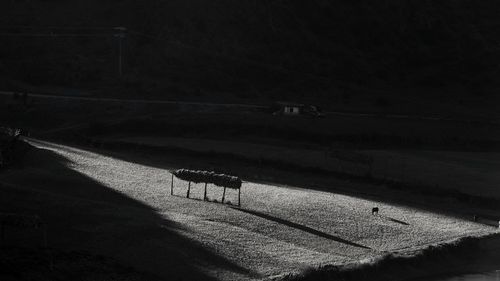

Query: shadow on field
left=230, top=207, right=371, bottom=249
left=0, top=141, right=253, bottom=280
left=379, top=215, right=410, bottom=226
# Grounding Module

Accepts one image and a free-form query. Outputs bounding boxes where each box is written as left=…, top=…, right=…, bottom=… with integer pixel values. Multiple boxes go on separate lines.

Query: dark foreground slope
left=0, top=0, right=499, bottom=110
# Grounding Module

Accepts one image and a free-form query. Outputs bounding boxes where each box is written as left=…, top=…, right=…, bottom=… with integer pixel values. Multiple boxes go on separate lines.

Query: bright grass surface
left=1, top=139, right=496, bottom=281
left=100, top=136, right=500, bottom=198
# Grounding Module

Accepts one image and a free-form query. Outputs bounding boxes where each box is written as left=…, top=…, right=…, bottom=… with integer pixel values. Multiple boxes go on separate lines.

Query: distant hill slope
left=0, top=0, right=499, bottom=108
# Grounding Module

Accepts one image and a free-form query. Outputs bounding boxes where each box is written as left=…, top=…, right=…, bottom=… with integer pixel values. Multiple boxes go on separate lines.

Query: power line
left=0, top=25, right=114, bottom=30
left=0, top=33, right=112, bottom=37
left=0, top=26, right=338, bottom=85
left=0, top=27, right=127, bottom=76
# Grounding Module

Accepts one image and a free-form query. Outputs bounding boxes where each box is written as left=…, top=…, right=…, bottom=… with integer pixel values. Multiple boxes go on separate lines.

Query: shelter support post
left=238, top=188, right=241, bottom=207
left=171, top=174, right=174, bottom=195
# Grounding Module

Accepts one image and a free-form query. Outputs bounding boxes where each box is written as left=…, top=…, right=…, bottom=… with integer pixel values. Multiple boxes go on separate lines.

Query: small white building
left=283, top=104, right=301, bottom=115
left=272, top=102, right=324, bottom=117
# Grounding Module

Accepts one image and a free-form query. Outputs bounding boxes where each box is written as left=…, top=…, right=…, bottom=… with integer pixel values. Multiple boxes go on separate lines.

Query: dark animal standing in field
left=372, top=207, right=379, bottom=215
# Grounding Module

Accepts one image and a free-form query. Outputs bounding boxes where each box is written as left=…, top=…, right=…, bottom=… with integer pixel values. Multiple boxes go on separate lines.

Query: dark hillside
left=1, top=0, right=499, bottom=108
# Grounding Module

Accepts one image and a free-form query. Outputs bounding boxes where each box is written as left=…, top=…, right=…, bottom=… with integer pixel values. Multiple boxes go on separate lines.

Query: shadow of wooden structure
left=171, top=169, right=242, bottom=206
left=380, top=215, right=410, bottom=226
left=231, top=207, right=371, bottom=249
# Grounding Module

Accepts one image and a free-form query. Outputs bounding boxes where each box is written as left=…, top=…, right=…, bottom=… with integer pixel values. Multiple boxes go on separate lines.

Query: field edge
left=280, top=232, right=500, bottom=281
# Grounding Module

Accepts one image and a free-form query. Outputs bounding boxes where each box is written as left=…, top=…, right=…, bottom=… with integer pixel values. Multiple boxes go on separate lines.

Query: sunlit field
left=98, top=136, right=500, bottom=199
left=0, top=139, right=495, bottom=280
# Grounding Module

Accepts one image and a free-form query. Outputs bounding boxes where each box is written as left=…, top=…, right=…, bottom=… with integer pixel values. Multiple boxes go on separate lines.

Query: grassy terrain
left=286, top=234, right=500, bottom=281
left=2, top=1, right=500, bottom=278
left=104, top=112, right=500, bottom=146
left=94, top=136, right=500, bottom=201
left=4, top=94, right=494, bottom=148
left=0, top=247, right=159, bottom=281
left=4, top=94, right=500, bottom=208
left=4, top=94, right=499, bottom=155
left=1, top=0, right=500, bottom=114
left=0, top=139, right=496, bottom=280
left=367, top=150, right=500, bottom=198
left=4, top=94, right=499, bottom=204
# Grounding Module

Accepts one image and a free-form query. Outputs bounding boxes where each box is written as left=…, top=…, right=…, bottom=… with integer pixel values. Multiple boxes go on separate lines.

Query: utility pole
left=114, top=27, right=127, bottom=76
